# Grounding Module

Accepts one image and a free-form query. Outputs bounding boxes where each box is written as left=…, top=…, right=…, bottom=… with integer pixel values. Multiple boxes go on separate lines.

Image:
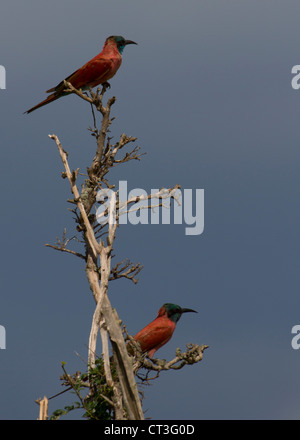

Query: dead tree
left=44, top=82, right=207, bottom=420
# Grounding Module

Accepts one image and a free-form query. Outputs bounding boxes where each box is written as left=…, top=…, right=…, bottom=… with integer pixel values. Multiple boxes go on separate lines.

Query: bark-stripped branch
left=48, top=134, right=100, bottom=259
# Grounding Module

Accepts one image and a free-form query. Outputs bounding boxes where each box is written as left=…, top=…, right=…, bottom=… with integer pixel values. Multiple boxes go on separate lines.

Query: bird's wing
left=135, top=324, right=173, bottom=352
left=46, top=58, right=114, bottom=93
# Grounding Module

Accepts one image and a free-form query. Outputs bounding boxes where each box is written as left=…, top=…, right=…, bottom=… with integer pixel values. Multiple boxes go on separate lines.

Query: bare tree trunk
left=44, top=85, right=206, bottom=420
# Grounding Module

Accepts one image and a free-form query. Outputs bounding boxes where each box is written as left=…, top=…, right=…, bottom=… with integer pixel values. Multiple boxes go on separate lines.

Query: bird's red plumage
left=134, top=316, right=176, bottom=358
left=50, top=41, right=122, bottom=92
left=129, top=303, right=197, bottom=358
left=25, top=37, right=124, bottom=114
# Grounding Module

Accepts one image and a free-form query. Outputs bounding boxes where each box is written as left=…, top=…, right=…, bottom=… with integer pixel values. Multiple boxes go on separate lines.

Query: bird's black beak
left=181, top=308, right=198, bottom=314
left=124, top=40, right=138, bottom=46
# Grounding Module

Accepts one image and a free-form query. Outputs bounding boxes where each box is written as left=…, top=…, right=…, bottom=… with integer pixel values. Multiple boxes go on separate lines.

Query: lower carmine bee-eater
left=131, top=303, right=197, bottom=358
left=25, top=35, right=137, bottom=114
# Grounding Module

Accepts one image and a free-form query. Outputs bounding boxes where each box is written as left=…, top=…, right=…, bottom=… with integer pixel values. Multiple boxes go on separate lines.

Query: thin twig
left=45, top=244, right=86, bottom=260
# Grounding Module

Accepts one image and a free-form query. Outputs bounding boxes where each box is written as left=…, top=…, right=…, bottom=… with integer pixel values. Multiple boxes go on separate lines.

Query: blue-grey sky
left=1, top=0, right=300, bottom=420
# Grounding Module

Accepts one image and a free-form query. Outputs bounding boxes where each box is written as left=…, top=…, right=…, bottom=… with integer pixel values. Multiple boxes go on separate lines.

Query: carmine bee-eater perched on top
left=131, top=303, right=198, bottom=358
left=25, top=35, right=137, bottom=114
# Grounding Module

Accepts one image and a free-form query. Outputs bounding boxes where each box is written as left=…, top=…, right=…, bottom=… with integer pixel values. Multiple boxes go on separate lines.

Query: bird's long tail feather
left=24, top=93, right=60, bottom=114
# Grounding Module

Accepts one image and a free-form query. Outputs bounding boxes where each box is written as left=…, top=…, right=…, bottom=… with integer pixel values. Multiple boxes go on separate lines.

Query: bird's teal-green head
left=161, top=303, right=198, bottom=324
left=107, top=35, right=137, bottom=54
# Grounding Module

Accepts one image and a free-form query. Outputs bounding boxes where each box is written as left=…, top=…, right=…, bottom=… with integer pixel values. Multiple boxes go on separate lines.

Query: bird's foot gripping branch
left=126, top=326, right=209, bottom=382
